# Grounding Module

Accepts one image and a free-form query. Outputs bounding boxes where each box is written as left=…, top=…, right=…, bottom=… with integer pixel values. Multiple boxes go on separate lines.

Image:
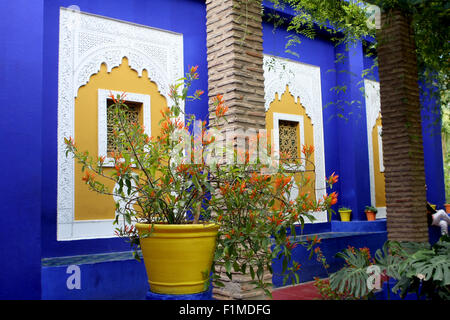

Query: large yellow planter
left=135, top=223, right=219, bottom=295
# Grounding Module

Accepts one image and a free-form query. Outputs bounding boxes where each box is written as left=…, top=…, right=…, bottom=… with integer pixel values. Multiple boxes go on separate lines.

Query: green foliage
left=268, top=0, right=372, bottom=46
left=365, top=206, right=378, bottom=213
left=208, top=147, right=337, bottom=296
left=329, top=246, right=375, bottom=299
left=266, top=0, right=449, bottom=129
left=314, top=277, right=358, bottom=300
left=329, top=237, right=450, bottom=300
left=389, top=235, right=450, bottom=300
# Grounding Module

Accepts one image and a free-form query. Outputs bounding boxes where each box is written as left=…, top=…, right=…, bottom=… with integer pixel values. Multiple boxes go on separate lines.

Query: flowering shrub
left=64, top=66, right=339, bottom=295
left=208, top=146, right=338, bottom=295
left=304, top=237, right=357, bottom=300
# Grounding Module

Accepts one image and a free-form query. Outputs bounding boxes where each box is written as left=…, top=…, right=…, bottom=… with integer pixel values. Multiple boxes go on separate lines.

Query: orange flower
left=216, top=94, right=224, bottom=104
left=119, top=91, right=127, bottom=103
left=313, top=235, right=322, bottom=244
left=302, top=144, right=315, bottom=156
left=275, top=176, right=291, bottom=190
left=286, top=237, right=298, bottom=250
left=190, top=65, right=198, bottom=74
left=329, top=191, right=338, bottom=205
left=239, top=181, right=246, bottom=193
left=168, top=85, right=175, bottom=98
left=82, top=171, right=95, bottom=183
left=268, top=214, right=284, bottom=226
left=115, top=163, right=121, bottom=177
left=64, top=136, right=75, bottom=147
left=108, top=91, right=116, bottom=103
left=176, top=163, right=188, bottom=173
left=328, top=172, right=339, bottom=185
left=215, top=103, right=228, bottom=118
left=219, top=182, right=230, bottom=195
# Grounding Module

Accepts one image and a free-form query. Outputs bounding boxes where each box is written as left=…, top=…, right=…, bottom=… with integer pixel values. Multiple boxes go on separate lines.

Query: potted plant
left=65, top=66, right=339, bottom=297
left=338, top=207, right=352, bottom=222
left=65, top=67, right=218, bottom=295
left=365, top=206, right=378, bottom=221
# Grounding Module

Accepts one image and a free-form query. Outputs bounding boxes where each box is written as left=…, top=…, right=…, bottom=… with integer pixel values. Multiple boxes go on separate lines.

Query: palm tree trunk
left=377, top=9, right=429, bottom=242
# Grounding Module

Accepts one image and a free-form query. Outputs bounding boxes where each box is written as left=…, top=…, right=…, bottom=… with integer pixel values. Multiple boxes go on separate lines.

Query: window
left=98, top=89, right=151, bottom=166
left=272, top=112, right=305, bottom=170
left=106, top=99, right=142, bottom=154
left=279, top=120, right=299, bottom=161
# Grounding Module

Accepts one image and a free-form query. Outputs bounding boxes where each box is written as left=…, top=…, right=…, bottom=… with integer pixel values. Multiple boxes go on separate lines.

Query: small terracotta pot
left=365, top=210, right=376, bottom=221
left=445, top=204, right=450, bottom=214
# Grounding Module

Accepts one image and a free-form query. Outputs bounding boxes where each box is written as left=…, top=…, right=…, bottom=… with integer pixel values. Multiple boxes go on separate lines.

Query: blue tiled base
left=372, top=279, right=427, bottom=300
left=145, top=288, right=213, bottom=300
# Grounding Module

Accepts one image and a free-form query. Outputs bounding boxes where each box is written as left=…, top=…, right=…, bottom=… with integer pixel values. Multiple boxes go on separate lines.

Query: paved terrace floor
left=272, top=280, right=322, bottom=300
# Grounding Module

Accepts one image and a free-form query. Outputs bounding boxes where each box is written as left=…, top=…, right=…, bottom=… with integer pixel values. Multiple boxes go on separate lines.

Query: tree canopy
left=267, top=0, right=449, bottom=106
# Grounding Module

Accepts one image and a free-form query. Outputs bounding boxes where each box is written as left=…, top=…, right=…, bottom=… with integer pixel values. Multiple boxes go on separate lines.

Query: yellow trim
left=372, top=115, right=386, bottom=207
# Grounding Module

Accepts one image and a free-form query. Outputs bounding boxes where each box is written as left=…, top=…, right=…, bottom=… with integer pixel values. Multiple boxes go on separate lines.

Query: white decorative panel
left=57, top=8, right=184, bottom=240
left=364, top=79, right=386, bottom=219
left=377, top=125, right=385, bottom=173
left=263, top=55, right=327, bottom=223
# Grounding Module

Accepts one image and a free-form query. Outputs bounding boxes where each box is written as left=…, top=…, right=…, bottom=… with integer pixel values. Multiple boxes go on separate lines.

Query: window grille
left=279, top=120, right=299, bottom=160
left=106, top=99, right=141, bottom=154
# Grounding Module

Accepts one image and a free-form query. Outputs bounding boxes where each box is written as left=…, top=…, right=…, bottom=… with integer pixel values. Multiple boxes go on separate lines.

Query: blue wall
left=0, top=0, right=44, bottom=299
left=42, top=257, right=148, bottom=300
left=0, top=0, right=446, bottom=299
left=420, top=85, right=446, bottom=209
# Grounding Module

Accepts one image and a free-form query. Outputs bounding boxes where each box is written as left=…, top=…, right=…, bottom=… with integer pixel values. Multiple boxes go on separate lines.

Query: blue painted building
left=0, top=0, right=445, bottom=299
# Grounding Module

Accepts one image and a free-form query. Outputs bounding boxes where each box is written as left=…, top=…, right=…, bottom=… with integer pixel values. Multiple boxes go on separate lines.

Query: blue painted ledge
left=331, top=219, right=387, bottom=233
left=41, top=251, right=148, bottom=300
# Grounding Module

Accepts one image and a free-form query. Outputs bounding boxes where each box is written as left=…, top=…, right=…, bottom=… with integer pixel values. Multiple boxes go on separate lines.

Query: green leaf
left=225, top=260, right=232, bottom=274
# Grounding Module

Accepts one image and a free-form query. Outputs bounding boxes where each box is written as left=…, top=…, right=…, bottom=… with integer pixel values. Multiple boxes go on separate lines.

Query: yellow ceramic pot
left=135, top=223, right=219, bottom=295
left=339, top=210, right=352, bottom=222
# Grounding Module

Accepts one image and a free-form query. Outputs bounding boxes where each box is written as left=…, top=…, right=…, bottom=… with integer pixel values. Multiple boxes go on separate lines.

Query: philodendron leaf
left=224, top=260, right=232, bottom=274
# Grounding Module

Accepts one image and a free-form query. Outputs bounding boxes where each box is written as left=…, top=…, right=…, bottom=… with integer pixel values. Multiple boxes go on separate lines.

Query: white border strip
left=364, top=79, right=386, bottom=219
